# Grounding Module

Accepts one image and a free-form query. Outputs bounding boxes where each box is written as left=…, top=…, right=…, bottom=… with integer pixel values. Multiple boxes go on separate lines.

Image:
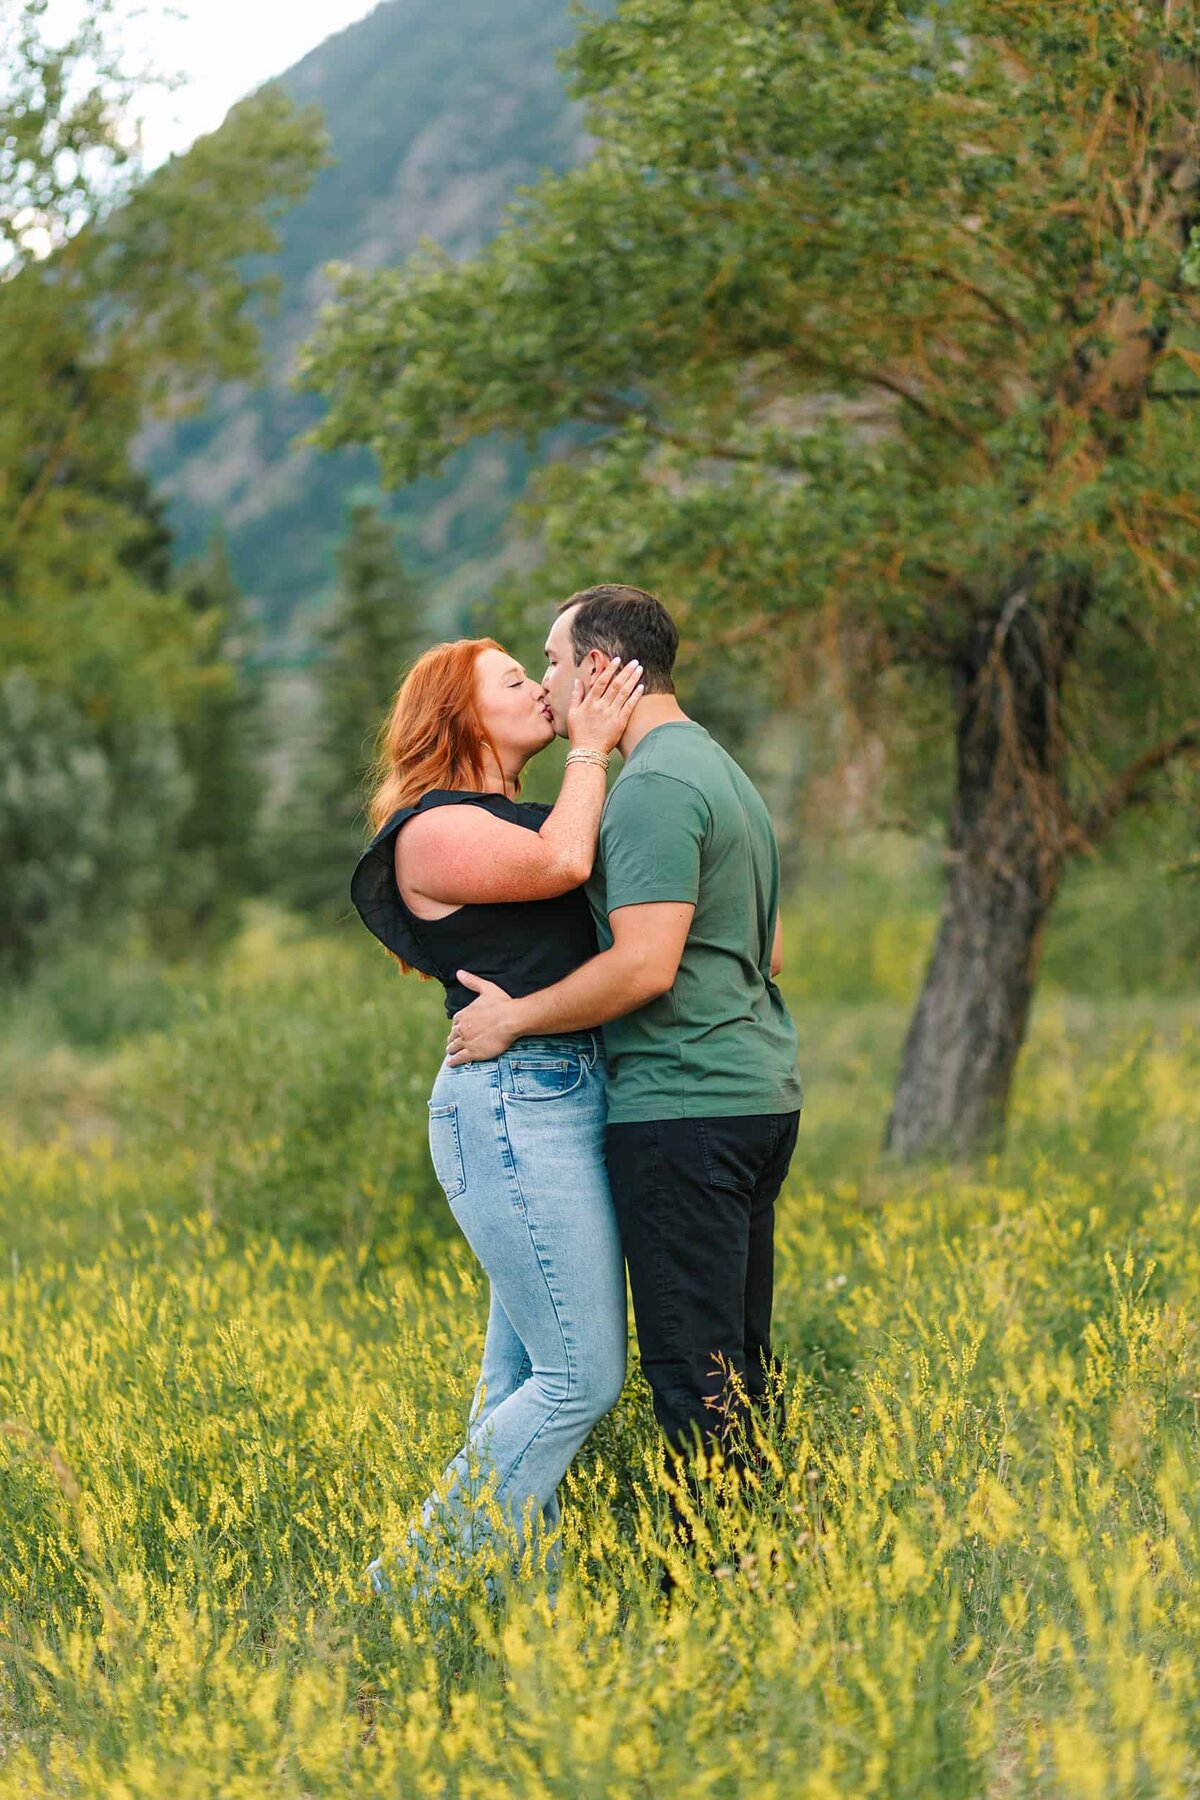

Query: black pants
left=605, top=1110, right=801, bottom=1460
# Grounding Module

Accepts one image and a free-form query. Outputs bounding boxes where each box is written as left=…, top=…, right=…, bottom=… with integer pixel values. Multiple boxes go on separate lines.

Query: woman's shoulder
left=367, top=789, right=515, bottom=847
left=410, top=790, right=523, bottom=826
left=418, top=789, right=513, bottom=809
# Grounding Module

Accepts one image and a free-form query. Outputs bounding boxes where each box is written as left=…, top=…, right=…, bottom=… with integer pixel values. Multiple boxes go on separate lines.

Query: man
left=446, top=584, right=803, bottom=1481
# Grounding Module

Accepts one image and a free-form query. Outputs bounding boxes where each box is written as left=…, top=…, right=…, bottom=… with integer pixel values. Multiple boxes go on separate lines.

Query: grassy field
left=1, top=858, right=1198, bottom=1797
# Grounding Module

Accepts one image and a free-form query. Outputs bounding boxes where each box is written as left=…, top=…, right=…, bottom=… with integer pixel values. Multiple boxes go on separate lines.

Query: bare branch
left=577, top=399, right=785, bottom=467
left=1074, top=721, right=1200, bottom=849
left=797, top=353, right=985, bottom=451
left=709, top=611, right=774, bottom=648
left=11, top=392, right=92, bottom=539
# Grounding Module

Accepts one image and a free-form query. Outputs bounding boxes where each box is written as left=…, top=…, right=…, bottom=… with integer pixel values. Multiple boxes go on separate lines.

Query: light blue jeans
left=369, top=1030, right=626, bottom=1602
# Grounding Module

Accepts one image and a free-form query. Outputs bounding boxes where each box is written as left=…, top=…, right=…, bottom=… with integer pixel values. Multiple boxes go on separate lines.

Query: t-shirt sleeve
left=600, top=772, right=710, bottom=913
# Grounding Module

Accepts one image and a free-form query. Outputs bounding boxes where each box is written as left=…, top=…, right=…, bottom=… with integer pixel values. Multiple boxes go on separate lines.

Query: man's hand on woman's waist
left=445, top=903, right=694, bottom=1066
left=445, top=972, right=523, bottom=1063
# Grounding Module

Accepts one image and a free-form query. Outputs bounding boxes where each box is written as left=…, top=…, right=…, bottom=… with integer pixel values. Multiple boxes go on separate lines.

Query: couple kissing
left=350, top=583, right=803, bottom=1605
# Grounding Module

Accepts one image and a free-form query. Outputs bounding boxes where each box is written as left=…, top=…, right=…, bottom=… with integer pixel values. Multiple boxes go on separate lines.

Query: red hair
left=366, top=636, right=514, bottom=831
left=365, top=638, right=513, bottom=972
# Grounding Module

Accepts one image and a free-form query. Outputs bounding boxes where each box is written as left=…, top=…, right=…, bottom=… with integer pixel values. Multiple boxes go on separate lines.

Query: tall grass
left=0, top=859, right=1197, bottom=1797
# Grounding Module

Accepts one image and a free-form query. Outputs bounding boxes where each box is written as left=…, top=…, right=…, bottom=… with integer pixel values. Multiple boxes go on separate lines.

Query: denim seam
left=428, top=1102, right=466, bottom=1200
left=491, top=1388, right=573, bottom=1506
left=643, top=1120, right=682, bottom=1343
left=492, top=1065, right=529, bottom=1221
left=695, top=1118, right=741, bottom=1194
left=504, top=1057, right=586, bottom=1103
left=492, top=1058, right=575, bottom=1396
left=486, top=1070, right=587, bottom=1498
left=487, top=1272, right=575, bottom=1502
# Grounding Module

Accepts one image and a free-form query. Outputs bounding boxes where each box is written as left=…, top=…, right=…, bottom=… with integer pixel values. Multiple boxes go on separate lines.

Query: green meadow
left=1, top=846, right=1198, bottom=1798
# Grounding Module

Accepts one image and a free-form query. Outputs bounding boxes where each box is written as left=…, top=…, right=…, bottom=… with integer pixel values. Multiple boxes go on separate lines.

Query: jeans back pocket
left=507, top=1055, right=585, bottom=1101
left=428, top=1102, right=466, bottom=1199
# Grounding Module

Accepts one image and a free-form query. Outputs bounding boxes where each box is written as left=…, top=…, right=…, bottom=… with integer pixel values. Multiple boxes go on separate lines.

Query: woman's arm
left=398, top=657, right=643, bottom=907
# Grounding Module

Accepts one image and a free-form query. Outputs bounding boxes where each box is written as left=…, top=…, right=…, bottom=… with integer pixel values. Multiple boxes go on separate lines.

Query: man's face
left=542, top=605, right=597, bottom=737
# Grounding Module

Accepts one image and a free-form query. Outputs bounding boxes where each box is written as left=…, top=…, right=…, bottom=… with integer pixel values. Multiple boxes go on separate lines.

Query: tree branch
left=577, top=399, right=787, bottom=467
left=1074, top=721, right=1200, bottom=849
left=11, top=391, right=92, bottom=538
left=910, top=259, right=1031, bottom=340
left=777, top=346, right=988, bottom=452
left=694, top=198, right=1032, bottom=339
left=709, top=611, right=774, bottom=648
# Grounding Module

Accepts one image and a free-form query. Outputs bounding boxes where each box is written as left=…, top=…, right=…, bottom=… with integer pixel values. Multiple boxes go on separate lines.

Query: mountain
left=137, top=0, right=595, bottom=646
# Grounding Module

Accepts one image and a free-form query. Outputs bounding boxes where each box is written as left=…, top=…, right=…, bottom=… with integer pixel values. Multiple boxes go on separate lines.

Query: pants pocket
left=505, top=1054, right=586, bottom=1101
left=428, top=1103, right=466, bottom=1200
left=695, top=1116, right=774, bottom=1194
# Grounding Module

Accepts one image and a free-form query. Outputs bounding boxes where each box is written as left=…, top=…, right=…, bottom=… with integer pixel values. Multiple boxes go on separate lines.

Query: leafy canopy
left=302, top=0, right=1200, bottom=718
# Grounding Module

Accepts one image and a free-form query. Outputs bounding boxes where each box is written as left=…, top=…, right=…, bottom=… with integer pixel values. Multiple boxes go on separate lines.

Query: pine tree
left=275, top=505, right=426, bottom=916
left=152, top=535, right=266, bottom=948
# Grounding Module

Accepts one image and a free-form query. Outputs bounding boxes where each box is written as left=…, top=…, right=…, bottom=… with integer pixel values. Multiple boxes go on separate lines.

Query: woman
left=350, top=635, right=644, bottom=1604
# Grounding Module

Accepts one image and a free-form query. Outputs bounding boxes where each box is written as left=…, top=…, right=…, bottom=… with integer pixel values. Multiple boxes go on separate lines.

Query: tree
left=0, top=666, right=190, bottom=977
left=273, top=503, right=426, bottom=916
left=301, top=0, right=1200, bottom=1156
left=0, top=0, right=326, bottom=970
left=156, top=534, right=267, bottom=946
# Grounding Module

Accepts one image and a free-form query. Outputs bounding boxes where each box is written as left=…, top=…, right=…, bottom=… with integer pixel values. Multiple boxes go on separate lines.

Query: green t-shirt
left=586, top=720, right=804, bottom=1125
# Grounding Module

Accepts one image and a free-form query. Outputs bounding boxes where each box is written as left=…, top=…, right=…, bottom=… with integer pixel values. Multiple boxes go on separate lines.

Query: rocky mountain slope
left=138, top=0, right=594, bottom=642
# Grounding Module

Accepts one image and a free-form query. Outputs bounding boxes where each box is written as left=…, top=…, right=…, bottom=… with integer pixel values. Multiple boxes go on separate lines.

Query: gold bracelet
left=565, top=748, right=610, bottom=771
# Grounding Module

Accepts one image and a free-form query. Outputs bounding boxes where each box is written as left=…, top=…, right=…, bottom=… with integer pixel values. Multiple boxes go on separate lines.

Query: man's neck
left=616, top=695, right=691, bottom=762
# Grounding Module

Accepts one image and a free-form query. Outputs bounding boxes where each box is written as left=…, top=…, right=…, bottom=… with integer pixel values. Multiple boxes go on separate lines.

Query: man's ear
left=581, top=649, right=606, bottom=691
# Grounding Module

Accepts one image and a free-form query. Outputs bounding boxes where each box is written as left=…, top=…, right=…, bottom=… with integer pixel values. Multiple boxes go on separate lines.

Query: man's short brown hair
left=557, top=584, right=678, bottom=694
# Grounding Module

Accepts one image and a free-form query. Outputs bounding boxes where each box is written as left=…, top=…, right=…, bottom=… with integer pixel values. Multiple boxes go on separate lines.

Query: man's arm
left=771, top=910, right=783, bottom=978
left=446, top=902, right=694, bottom=1063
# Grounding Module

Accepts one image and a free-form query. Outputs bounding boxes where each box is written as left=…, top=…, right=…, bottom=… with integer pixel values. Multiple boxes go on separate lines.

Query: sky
left=115, top=0, right=384, bottom=167
left=4, top=2, right=381, bottom=265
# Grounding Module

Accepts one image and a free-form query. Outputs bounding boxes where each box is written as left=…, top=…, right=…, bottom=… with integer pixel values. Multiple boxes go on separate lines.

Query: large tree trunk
left=884, top=579, right=1088, bottom=1160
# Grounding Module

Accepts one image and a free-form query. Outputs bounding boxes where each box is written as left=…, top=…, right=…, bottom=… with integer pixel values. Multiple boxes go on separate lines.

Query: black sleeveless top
left=350, top=790, right=598, bottom=1018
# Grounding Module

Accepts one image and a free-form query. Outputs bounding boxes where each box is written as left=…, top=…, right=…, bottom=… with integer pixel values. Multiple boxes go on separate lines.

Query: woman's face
left=473, top=646, right=555, bottom=766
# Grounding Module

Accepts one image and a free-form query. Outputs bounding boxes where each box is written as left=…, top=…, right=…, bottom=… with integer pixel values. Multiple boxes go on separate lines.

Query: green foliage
left=150, top=536, right=267, bottom=951
left=111, top=910, right=452, bottom=1261
left=1042, top=813, right=1200, bottom=997
left=271, top=504, right=427, bottom=916
left=0, top=941, right=179, bottom=1056
left=0, top=0, right=326, bottom=977
left=321, top=505, right=427, bottom=819
left=99, top=85, right=328, bottom=407
left=787, top=824, right=1200, bottom=1007
left=0, top=668, right=190, bottom=978
left=302, top=0, right=1200, bottom=796
left=0, top=909, right=454, bottom=1267
left=1, top=0, right=135, bottom=269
